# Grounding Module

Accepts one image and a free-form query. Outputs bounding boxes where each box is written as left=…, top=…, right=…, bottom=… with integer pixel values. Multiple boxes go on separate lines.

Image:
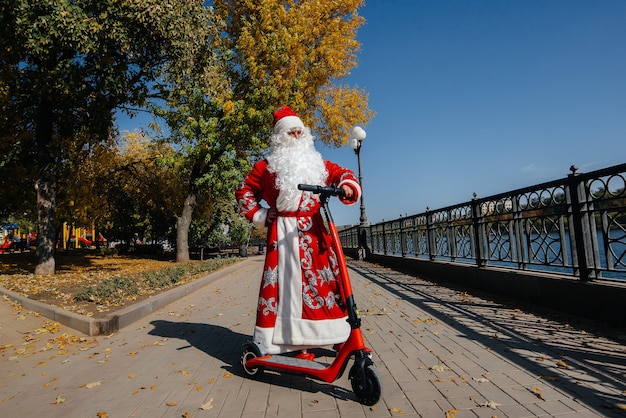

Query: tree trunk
left=34, top=178, right=56, bottom=274
left=176, top=192, right=197, bottom=262
left=34, top=97, right=57, bottom=275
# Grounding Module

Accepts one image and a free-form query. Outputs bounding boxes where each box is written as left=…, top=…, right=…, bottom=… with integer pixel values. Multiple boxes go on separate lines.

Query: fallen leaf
left=430, top=364, right=450, bottom=372
left=530, top=386, right=544, bottom=400
left=445, top=409, right=459, bottom=418
left=479, top=400, right=501, bottom=409
left=472, top=377, right=490, bottom=383
left=200, top=398, right=214, bottom=410
left=166, top=401, right=178, bottom=407
left=389, top=407, right=405, bottom=414
left=52, top=395, right=66, bottom=404
left=85, top=381, right=102, bottom=389
left=556, top=359, right=570, bottom=369
left=223, top=371, right=232, bottom=378
left=96, top=412, right=108, bottom=418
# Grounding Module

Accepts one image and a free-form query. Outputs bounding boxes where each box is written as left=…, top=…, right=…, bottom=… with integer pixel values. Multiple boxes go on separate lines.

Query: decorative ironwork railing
left=339, top=163, right=626, bottom=282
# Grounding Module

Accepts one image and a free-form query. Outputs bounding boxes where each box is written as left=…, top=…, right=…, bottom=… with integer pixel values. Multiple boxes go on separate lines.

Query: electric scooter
left=241, top=184, right=382, bottom=406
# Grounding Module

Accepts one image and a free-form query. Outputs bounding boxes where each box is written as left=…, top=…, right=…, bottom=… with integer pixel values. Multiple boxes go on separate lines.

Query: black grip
left=298, top=184, right=345, bottom=197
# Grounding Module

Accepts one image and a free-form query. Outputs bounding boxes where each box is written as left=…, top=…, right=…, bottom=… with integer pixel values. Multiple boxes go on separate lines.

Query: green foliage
left=74, top=276, right=138, bottom=303
left=0, top=0, right=215, bottom=273
left=74, top=257, right=238, bottom=303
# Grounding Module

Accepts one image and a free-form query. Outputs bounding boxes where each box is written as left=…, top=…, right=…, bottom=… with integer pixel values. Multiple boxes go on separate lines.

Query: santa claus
left=236, top=105, right=361, bottom=360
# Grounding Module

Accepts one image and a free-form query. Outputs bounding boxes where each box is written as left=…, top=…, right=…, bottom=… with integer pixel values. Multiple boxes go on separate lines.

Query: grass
left=0, top=250, right=241, bottom=318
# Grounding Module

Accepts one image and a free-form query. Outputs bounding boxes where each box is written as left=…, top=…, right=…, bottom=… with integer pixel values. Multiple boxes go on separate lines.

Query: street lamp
left=349, top=126, right=368, bottom=227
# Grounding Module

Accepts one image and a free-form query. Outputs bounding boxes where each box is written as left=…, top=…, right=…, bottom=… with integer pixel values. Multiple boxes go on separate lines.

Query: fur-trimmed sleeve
left=236, top=160, right=270, bottom=226
left=324, top=161, right=361, bottom=205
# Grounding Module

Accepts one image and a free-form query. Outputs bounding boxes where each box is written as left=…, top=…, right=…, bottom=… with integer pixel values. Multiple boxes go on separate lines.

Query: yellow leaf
left=52, top=395, right=66, bottom=404
left=223, top=372, right=232, bottom=378
left=166, top=401, right=178, bottom=407
left=430, top=364, right=450, bottom=372
left=389, top=407, right=405, bottom=414
left=556, top=359, right=570, bottom=369
left=84, top=381, right=102, bottom=389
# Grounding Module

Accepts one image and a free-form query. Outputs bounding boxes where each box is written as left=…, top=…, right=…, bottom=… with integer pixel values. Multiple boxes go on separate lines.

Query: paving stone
left=0, top=257, right=624, bottom=417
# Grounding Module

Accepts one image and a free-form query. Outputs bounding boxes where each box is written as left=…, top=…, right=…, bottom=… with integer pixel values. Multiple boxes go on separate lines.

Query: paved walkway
left=1, top=256, right=626, bottom=417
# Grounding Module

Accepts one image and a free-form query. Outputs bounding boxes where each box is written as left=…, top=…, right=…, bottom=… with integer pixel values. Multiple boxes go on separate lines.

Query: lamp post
left=349, top=126, right=368, bottom=226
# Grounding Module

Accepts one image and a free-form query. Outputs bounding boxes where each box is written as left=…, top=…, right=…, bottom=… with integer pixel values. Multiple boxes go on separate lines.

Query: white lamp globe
left=349, top=137, right=359, bottom=150
left=352, top=126, right=366, bottom=141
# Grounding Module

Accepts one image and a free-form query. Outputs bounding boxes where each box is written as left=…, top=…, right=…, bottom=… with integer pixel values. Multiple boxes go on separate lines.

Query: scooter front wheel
left=349, top=364, right=382, bottom=406
left=241, top=342, right=263, bottom=376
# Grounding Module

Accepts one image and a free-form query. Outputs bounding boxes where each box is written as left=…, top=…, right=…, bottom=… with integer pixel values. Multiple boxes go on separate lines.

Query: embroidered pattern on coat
left=237, top=190, right=257, bottom=214
left=259, top=296, right=277, bottom=316
left=262, top=266, right=278, bottom=288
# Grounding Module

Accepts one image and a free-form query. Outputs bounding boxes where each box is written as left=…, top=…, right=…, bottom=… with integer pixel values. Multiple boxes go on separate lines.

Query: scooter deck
left=254, top=355, right=327, bottom=370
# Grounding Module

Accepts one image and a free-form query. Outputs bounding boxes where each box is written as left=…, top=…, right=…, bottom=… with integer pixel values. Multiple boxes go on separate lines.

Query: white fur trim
left=338, top=179, right=362, bottom=205
left=273, top=115, right=305, bottom=135
left=255, top=317, right=350, bottom=354
left=252, top=207, right=268, bottom=226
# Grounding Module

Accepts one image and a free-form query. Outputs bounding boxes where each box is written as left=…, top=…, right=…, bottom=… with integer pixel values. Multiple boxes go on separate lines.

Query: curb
left=0, top=257, right=254, bottom=336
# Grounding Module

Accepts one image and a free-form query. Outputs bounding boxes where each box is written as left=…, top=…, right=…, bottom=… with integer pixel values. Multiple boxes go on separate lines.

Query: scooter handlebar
left=297, top=184, right=345, bottom=197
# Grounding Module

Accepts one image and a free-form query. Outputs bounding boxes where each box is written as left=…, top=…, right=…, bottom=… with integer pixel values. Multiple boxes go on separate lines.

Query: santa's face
left=266, top=127, right=328, bottom=203
left=287, top=127, right=303, bottom=139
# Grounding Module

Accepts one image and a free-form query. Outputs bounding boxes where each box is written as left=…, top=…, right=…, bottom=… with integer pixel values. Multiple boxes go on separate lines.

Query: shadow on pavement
left=147, top=319, right=357, bottom=402
left=348, top=260, right=626, bottom=417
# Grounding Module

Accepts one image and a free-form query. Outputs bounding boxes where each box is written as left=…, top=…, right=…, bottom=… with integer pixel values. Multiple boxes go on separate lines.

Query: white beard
left=266, top=128, right=328, bottom=205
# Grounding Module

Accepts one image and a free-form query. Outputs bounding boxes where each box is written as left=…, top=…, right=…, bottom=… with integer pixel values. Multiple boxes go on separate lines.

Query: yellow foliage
left=214, top=0, right=373, bottom=147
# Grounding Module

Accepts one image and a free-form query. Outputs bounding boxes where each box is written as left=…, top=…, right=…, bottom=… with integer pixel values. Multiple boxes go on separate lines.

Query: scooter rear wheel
left=349, top=364, right=382, bottom=406
left=241, top=342, right=263, bottom=376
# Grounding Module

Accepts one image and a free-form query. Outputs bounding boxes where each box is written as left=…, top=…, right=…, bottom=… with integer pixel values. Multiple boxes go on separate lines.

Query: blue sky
left=117, top=1, right=626, bottom=227
left=318, top=0, right=626, bottom=225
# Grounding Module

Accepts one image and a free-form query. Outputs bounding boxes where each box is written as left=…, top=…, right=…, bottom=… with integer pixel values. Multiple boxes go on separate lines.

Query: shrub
left=74, top=257, right=238, bottom=304
left=74, top=276, right=138, bottom=302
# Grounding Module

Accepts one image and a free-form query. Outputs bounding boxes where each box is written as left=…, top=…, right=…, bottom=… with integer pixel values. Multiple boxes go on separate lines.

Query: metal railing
left=339, top=163, right=626, bottom=282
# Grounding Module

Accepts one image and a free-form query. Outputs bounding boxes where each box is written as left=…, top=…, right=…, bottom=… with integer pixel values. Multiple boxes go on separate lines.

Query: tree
left=0, top=0, right=214, bottom=273
left=159, top=0, right=374, bottom=261
left=214, top=0, right=374, bottom=145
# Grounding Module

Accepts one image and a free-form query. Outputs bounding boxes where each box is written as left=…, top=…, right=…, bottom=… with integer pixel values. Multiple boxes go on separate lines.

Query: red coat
left=236, top=159, right=361, bottom=354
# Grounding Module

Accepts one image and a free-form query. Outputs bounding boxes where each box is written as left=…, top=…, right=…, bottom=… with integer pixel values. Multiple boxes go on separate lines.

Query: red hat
left=273, top=105, right=305, bottom=135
